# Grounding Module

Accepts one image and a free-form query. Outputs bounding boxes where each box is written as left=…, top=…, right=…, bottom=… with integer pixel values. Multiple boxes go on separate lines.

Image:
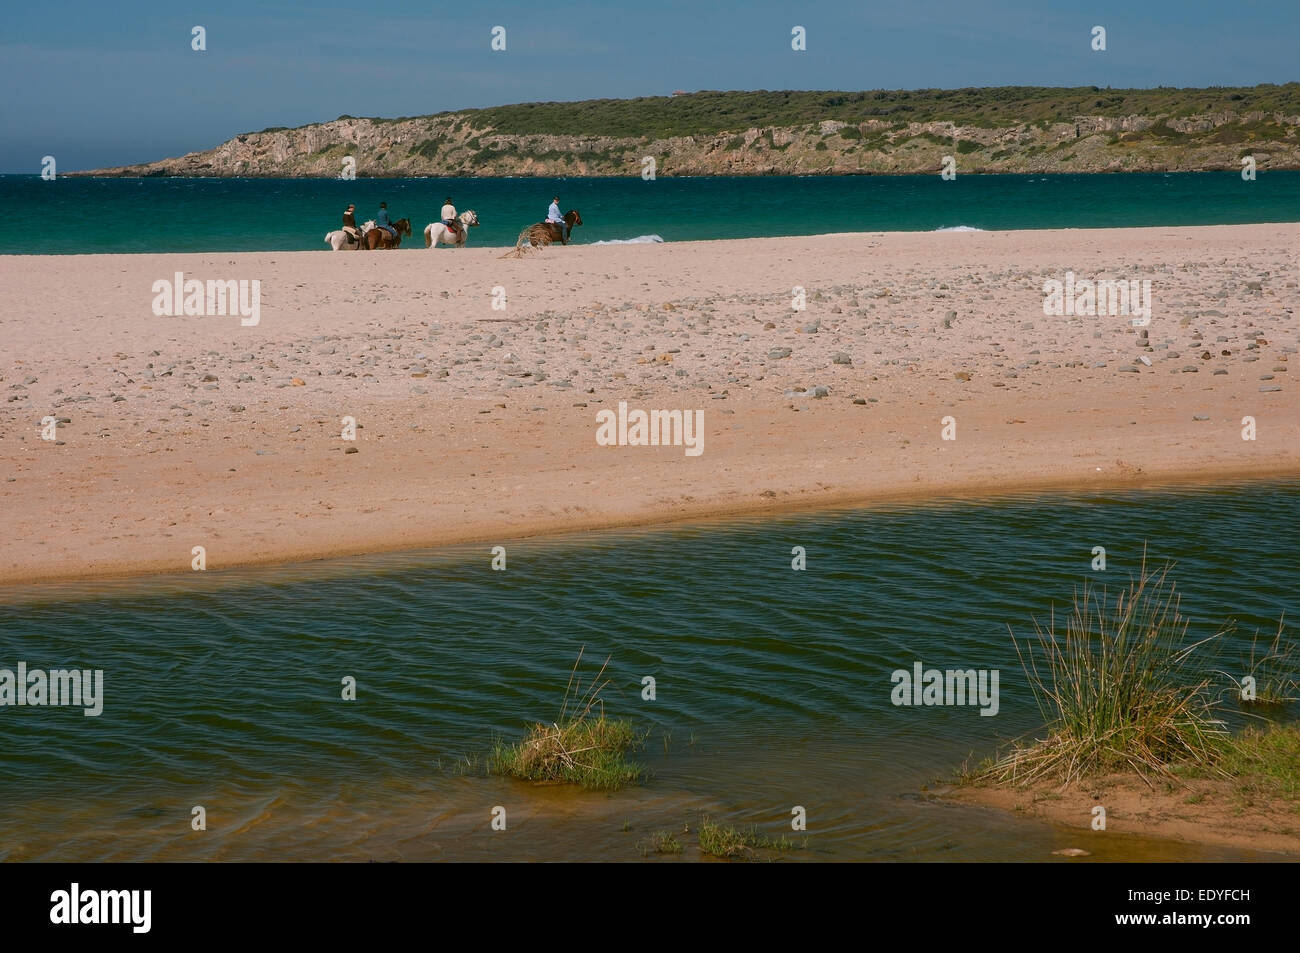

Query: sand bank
left=1, top=224, right=1297, bottom=585
left=945, top=772, right=1300, bottom=857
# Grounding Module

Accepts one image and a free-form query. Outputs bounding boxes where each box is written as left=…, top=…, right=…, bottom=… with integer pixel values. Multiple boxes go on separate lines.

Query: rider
left=342, top=204, right=360, bottom=243
left=376, top=202, right=397, bottom=241
left=546, top=195, right=568, bottom=241
left=441, top=196, right=461, bottom=238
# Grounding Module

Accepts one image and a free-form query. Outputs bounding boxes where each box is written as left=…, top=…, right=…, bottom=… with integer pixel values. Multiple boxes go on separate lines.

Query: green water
left=5, top=171, right=1299, bottom=254
left=1, top=482, right=1295, bottom=861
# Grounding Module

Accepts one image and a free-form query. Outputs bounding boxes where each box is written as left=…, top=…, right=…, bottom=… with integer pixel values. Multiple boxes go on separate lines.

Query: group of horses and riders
left=325, top=195, right=582, bottom=251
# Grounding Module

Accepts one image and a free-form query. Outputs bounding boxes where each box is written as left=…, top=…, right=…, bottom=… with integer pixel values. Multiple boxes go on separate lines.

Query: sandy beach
left=945, top=771, right=1300, bottom=856
left=1, top=223, right=1297, bottom=585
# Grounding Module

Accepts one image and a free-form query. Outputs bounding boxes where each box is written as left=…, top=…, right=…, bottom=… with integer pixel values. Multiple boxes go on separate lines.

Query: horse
left=325, top=226, right=364, bottom=251
left=510, top=210, right=583, bottom=254
left=537, top=210, right=582, bottom=245
left=361, top=218, right=412, bottom=250
left=424, top=210, right=480, bottom=248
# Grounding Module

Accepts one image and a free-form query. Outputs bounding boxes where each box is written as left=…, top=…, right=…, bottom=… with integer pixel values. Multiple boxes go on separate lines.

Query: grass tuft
left=489, top=648, right=645, bottom=791
left=1230, top=617, right=1299, bottom=708
left=696, top=817, right=802, bottom=860
left=640, top=831, right=683, bottom=855
left=1195, top=722, right=1300, bottom=803
left=975, top=560, right=1230, bottom=785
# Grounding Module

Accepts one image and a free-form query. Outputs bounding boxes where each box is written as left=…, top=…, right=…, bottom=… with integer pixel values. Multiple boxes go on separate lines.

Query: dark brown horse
left=362, top=218, right=412, bottom=250
left=502, top=211, right=585, bottom=258
left=527, top=210, right=583, bottom=246
left=549, top=210, right=583, bottom=245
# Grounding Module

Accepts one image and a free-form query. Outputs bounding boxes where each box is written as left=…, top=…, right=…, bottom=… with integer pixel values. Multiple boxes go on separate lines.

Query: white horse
left=424, top=210, right=480, bottom=248
left=325, top=220, right=376, bottom=251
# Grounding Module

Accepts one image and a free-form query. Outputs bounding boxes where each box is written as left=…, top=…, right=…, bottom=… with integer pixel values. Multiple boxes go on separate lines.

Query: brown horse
left=510, top=210, right=583, bottom=255
left=362, top=218, right=412, bottom=250
left=540, top=210, right=582, bottom=245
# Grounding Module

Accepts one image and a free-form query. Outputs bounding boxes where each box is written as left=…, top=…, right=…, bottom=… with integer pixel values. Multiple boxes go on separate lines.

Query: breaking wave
left=592, top=234, right=665, bottom=245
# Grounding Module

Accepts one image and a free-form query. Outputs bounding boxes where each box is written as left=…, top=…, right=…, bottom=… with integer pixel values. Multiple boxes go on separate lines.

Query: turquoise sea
left=5, top=171, right=1300, bottom=254
left=1, top=482, right=1296, bottom=862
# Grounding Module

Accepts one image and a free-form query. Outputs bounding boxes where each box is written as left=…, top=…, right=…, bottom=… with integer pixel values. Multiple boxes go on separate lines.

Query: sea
left=4, top=170, right=1300, bottom=254
left=2, top=482, right=1296, bottom=861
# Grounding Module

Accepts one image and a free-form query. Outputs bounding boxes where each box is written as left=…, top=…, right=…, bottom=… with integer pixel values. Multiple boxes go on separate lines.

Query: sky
left=2, top=0, right=1296, bottom=172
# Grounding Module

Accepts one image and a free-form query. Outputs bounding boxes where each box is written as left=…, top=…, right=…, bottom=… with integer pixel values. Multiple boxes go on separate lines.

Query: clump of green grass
left=697, top=817, right=802, bottom=860
left=1177, top=721, right=1300, bottom=806
left=1229, top=618, right=1298, bottom=708
left=1210, top=722, right=1300, bottom=802
left=641, top=831, right=682, bottom=855
left=977, top=562, right=1228, bottom=785
left=489, top=649, right=644, bottom=791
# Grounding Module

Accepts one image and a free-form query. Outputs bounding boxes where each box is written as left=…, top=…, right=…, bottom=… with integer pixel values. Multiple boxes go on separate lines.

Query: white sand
left=1, top=223, right=1297, bottom=584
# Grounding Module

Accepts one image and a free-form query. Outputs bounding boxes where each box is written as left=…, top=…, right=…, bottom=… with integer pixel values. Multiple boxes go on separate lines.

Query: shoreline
left=945, top=782, right=1300, bottom=857
left=943, top=719, right=1300, bottom=858
left=3, top=224, right=1297, bottom=587
left=5, top=213, right=1300, bottom=259
left=1, top=468, right=1297, bottom=591
left=57, top=168, right=1300, bottom=178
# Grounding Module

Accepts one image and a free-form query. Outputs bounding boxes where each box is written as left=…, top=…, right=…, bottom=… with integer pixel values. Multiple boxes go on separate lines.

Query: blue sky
left=2, top=0, right=1296, bottom=172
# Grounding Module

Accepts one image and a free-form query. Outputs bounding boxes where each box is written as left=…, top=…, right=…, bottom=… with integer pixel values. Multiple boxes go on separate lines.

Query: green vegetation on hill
left=278, top=85, right=1300, bottom=140
left=450, top=85, right=1300, bottom=137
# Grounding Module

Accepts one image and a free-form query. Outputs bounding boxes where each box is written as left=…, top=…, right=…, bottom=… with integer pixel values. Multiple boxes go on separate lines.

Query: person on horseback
left=342, top=204, right=360, bottom=245
left=441, top=196, right=461, bottom=240
left=546, top=195, right=569, bottom=242
left=376, top=202, right=398, bottom=241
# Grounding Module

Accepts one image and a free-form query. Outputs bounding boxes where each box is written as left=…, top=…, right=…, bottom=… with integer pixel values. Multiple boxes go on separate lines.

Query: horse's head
left=462, top=210, right=480, bottom=227
left=565, top=210, right=583, bottom=227
left=397, top=218, right=413, bottom=236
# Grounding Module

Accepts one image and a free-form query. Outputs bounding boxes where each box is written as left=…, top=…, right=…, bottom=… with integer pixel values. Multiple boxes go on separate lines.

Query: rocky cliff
left=78, top=89, right=1300, bottom=177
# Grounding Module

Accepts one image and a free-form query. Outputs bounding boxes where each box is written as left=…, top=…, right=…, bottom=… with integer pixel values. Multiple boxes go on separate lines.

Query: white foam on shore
left=592, top=234, right=665, bottom=245
left=932, top=225, right=986, bottom=232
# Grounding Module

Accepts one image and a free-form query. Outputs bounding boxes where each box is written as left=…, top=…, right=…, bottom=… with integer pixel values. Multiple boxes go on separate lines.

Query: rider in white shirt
left=441, top=197, right=459, bottom=237
left=546, top=196, right=567, bottom=241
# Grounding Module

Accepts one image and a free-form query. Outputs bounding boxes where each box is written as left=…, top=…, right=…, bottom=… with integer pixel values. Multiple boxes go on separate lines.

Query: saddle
left=342, top=225, right=360, bottom=241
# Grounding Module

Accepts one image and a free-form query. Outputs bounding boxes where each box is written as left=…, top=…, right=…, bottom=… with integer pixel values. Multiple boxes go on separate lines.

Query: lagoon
left=1, top=481, right=1295, bottom=861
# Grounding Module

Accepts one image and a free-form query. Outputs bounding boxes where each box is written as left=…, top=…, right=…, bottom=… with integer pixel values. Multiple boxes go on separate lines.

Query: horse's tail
left=424, top=224, right=433, bottom=249
left=498, top=226, right=529, bottom=259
